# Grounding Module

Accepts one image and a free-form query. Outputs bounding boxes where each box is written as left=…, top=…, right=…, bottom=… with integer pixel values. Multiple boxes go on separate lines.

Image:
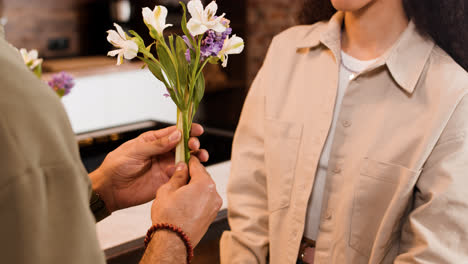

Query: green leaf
left=192, top=73, right=205, bottom=120
left=56, top=89, right=65, bottom=98
left=168, top=35, right=176, bottom=56
left=156, top=42, right=178, bottom=88
left=139, top=56, right=168, bottom=87
left=33, top=64, right=42, bottom=78
left=128, top=30, right=145, bottom=50
left=166, top=87, right=181, bottom=108
left=180, top=1, right=196, bottom=48
left=140, top=56, right=184, bottom=108
left=208, top=57, right=220, bottom=64
left=176, top=36, right=189, bottom=91
left=144, top=23, right=160, bottom=41
left=128, top=30, right=143, bottom=40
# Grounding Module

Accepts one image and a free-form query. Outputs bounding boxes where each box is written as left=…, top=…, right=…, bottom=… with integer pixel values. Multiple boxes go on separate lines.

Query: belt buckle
left=299, top=238, right=316, bottom=264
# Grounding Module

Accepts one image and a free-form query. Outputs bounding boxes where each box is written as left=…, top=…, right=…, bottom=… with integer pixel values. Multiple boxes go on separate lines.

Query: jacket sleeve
left=220, top=62, right=269, bottom=263
left=394, top=94, right=468, bottom=263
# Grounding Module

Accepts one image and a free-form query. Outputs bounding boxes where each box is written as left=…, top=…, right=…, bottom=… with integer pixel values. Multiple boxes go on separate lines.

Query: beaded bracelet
left=144, top=223, right=194, bottom=263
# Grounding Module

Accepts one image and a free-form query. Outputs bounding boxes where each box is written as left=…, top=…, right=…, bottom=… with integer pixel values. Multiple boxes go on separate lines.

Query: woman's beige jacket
left=220, top=12, right=468, bottom=264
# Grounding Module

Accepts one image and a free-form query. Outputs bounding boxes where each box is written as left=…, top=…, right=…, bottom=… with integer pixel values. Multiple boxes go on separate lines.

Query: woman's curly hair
left=300, top=0, right=467, bottom=71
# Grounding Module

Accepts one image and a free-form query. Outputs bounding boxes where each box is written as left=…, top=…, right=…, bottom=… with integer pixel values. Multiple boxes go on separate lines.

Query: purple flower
left=183, top=35, right=193, bottom=62
left=163, top=87, right=171, bottom=98
left=48, top=71, right=75, bottom=98
left=185, top=49, right=192, bottom=62
left=199, top=27, right=232, bottom=60
left=182, top=27, right=232, bottom=63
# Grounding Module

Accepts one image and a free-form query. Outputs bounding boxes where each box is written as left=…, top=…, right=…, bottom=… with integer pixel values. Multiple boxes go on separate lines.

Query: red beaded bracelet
left=144, top=223, right=194, bottom=263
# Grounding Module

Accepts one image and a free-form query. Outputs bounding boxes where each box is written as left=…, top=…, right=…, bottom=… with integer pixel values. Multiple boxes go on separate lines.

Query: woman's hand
left=89, top=124, right=209, bottom=212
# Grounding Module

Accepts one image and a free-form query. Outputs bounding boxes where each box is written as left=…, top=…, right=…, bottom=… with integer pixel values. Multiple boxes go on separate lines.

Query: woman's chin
left=331, top=0, right=375, bottom=12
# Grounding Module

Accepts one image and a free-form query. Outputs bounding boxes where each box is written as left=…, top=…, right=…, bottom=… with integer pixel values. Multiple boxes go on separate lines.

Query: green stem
left=175, top=108, right=191, bottom=164
left=182, top=110, right=191, bottom=163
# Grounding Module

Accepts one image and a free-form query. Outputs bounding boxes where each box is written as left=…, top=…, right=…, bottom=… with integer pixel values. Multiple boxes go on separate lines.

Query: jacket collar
left=295, top=12, right=343, bottom=59
left=295, top=11, right=435, bottom=94
left=384, top=22, right=434, bottom=94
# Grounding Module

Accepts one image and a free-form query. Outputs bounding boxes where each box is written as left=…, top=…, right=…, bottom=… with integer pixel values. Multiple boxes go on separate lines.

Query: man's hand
left=151, top=157, right=223, bottom=247
left=89, top=124, right=209, bottom=213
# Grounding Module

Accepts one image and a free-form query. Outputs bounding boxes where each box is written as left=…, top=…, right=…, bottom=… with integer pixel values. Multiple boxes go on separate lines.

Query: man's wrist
left=89, top=168, right=116, bottom=213
left=90, top=190, right=111, bottom=222
left=141, top=230, right=187, bottom=264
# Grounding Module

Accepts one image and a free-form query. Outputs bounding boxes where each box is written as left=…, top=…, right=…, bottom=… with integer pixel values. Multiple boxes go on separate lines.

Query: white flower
left=218, top=35, right=244, bottom=67
left=106, top=23, right=138, bottom=65
left=187, top=0, right=227, bottom=36
left=20, top=48, right=43, bottom=70
left=142, top=5, right=172, bottom=36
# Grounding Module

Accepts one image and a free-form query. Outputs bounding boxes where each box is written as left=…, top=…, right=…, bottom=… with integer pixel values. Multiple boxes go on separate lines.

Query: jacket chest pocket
left=349, top=158, right=421, bottom=259
left=264, top=119, right=303, bottom=212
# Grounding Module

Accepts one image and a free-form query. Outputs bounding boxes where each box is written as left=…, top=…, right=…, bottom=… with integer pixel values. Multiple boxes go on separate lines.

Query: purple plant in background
left=48, top=71, right=75, bottom=98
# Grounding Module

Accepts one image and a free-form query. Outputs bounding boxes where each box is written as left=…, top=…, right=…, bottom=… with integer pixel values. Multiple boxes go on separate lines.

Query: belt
left=297, top=237, right=316, bottom=264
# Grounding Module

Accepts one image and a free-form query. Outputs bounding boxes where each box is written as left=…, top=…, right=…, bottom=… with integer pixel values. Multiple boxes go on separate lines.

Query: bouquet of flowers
left=20, top=48, right=75, bottom=98
left=106, top=0, right=244, bottom=164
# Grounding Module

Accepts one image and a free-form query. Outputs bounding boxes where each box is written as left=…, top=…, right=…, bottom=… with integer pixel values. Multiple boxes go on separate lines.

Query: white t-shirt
left=303, top=51, right=379, bottom=240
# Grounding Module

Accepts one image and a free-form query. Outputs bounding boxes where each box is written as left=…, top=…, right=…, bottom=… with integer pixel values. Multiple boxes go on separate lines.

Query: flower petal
left=142, top=7, right=156, bottom=27
left=163, top=23, right=173, bottom=31
left=224, top=35, right=244, bottom=55
left=29, top=58, right=43, bottom=70
left=154, top=6, right=168, bottom=25
left=221, top=54, right=228, bottom=67
left=107, top=49, right=122, bottom=57
left=187, top=0, right=204, bottom=22
left=29, top=49, right=39, bottom=60
left=107, top=30, right=124, bottom=47
left=122, top=40, right=138, bottom=60
left=210, top=17, right=227, bottom=32
left=19, top=48, right=29, bottom=63
left=205, top=1, right=218, bottom=18
left=187, top=19, right=208, bottom=36
left=114, top=23, right=127, bottom=40
left=117, top=53, right=124, bottom=65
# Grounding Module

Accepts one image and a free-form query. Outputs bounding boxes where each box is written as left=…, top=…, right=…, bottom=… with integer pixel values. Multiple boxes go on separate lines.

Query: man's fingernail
left=169, top=130, right=182, bottom=142
left=176, top=162, right=186, bottom=171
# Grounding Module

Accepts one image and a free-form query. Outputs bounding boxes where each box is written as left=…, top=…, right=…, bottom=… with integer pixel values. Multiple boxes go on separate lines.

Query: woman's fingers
left=188, top=137, right=200, bottom=151
left=191, top=149, right=209, bottom=162
left=190, top=123, right=204, bottom=137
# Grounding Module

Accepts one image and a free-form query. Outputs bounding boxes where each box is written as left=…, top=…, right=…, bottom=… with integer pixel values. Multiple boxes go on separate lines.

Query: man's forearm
left=140, top=230, right=187, bottom=264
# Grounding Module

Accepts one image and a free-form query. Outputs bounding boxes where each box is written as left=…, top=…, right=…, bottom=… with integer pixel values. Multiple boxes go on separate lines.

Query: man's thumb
left=136, top=130, right=181, bottom=157
left=165, top=162, right=189, bottom=191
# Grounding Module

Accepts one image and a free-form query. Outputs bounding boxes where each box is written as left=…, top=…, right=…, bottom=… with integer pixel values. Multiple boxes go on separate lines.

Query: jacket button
left=342, top=120, right=352, bottom=127
left=325, top=210, right=333, bottom=220
left=333, top=167, right=341, bottom=174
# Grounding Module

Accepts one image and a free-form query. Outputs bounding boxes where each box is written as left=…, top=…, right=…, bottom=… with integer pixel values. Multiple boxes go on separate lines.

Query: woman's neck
left=341, top=0, right=409, bottom=60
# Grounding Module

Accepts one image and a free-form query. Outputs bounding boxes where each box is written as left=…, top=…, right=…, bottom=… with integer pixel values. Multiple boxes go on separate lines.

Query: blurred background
left=0, top=0, right=304, bottom=131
